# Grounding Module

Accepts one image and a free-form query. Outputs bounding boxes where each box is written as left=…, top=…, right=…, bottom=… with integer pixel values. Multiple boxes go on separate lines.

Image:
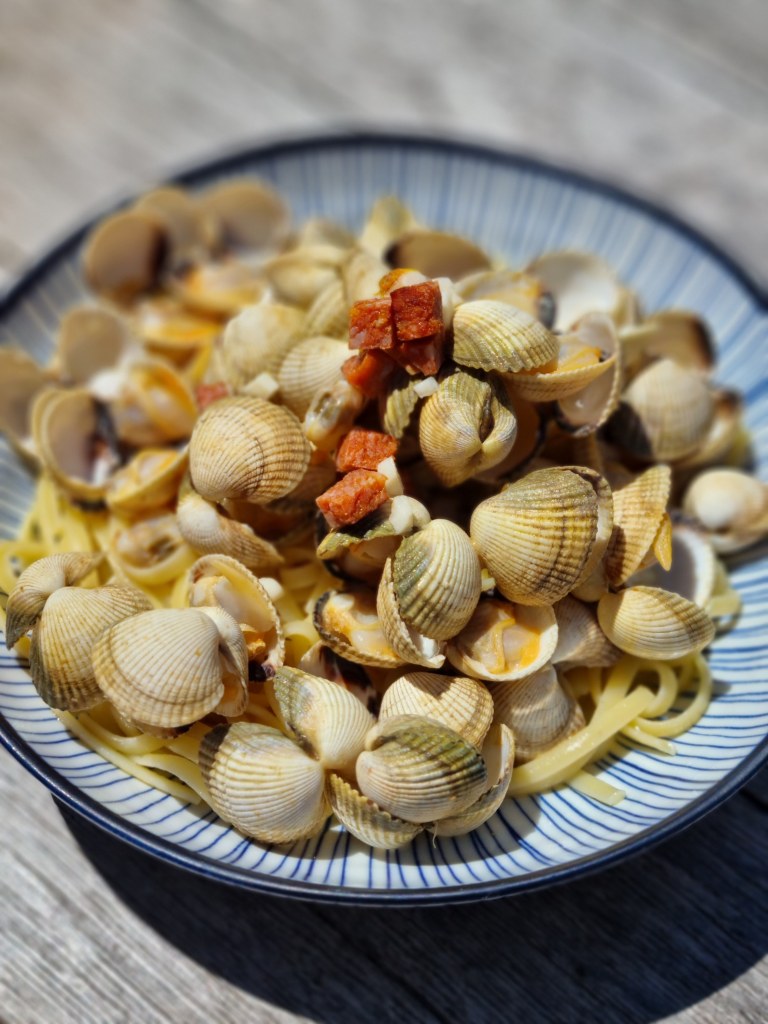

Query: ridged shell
left=277, top=337, right=349, bottom=419
left=303, top=278, right=348, bottom=338
left=604, top=464, right=672, bottom=586
left=457, top=269, right=552, bottom=324
left=296, top=217, right=355, bottom=250
left=445, top=597, right=558, bottom=683
left=221, top=302, right=306, bottom=387
left=555, top=314, right=623, bottom=436
left=171, top=259, right=269, bottom=318
left=200, top=723, right=329, bottom=844
left=326, top=773, right=423, bottom=849
left=199, top=178, right=291, bottom=252
left=452, top=301, right=557, bottom=373
left=177, top=492, right=283, bottom=572
left=392, top=519, right=482, bottom=640
left=5, top=552, right=104, bottom=648
left=551, top=596, right=621, bottom=668
left=525, top=251, right=621, bottom=332
left=106, top=447, right=188, bottom=515
left=93, top=607, right=248, bottom=734
left=628, top=521, right=717, bottom=609
left=359, top=196, right=420, bottom=259
left=376, top=557, right=445, bottom=669
left=188, top=554, right=284, bottom=677
left=356, top=715, right=489, bottom=823
left=189, top=396, right=311, bottom=504
left=682, top=468, right=768, bottom=554
left=83, top=209, right=167, bottom=301
left=303, top=378, right=367, bottom=452
left=298, top=643, right=379, bottom=714
left=130, top=295, right=221, bottom=360
left=313, top=587, right=405, bottom=668
left=491, top=664, right=585, bottom=764
left=386, top=230, right=490, bottom=279
left=381, top=373, right=422, bottom=439
left=620, top=309, right=715, bottom=376
left=379, top=673, right=493, bottom=749
left=32, top=388, right=120, bottom=501
left=470, top=466, right=613, bottom=606
left=263, top=245, right=344, bottom=308
left=597, top=586, right=715, bottom=659
left=674, top=390, right=744, bottom=474
left=0, top=348, right=50, bottom=458
left=609, top=359, right=715, bottom=462
left=29, top=585, right=152, bottom=711
left=103, top=359, right=198, bottom=448
left=418, top=370, right=518, bottom=487
left=267, top=666, right=375, bottom=774
left=506, top=312, right=617, bottom=402
left=56, top=306, right=136, bottom=384
left=134, top=186, right=217, bottom=266
left=474, top=394, right=544, bottom=483
left=430, top=723, right=515, bottom=837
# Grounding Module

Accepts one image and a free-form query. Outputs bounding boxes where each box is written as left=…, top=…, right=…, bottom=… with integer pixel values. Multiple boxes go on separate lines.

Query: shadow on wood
left=57, top=781, right=767, bottom=1024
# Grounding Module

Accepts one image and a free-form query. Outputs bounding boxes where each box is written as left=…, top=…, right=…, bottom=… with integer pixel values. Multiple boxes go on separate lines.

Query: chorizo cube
left=349, top=297, right=393, bottom=351
left=390, top=280, right=443, bottom=343
left=342, top=350, right=397, bottom=398
left=336, top=427, right=398, bottom=473
left=316, top=470, right=389, bottom=529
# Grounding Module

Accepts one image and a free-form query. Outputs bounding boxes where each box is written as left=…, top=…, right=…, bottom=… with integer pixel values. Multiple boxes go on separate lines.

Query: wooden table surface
left=0, top=2, right=766, bottom=1022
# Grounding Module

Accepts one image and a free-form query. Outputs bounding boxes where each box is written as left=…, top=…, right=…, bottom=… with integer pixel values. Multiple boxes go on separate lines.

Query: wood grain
left=0, top=2, right=766, bottom=1022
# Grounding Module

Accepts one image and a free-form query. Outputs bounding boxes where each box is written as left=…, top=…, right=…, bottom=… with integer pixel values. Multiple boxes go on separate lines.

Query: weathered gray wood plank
left=1, top=1, right=767, bottom=1021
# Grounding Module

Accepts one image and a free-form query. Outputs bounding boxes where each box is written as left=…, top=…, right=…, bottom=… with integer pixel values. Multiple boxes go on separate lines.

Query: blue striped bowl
left=1, top=133, right=767, bottom=905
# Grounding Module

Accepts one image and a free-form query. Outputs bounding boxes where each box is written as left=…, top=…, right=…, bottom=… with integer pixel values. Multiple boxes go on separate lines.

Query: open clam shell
left=313, top=587, right=405, bottom=668
left=628, top=521, right=717, bottom=609
left=359, top=196, right=420, bottom=259
left=430, top=723, right=515, bottom=837
left=30, top=584, right=152, bottom=711
left=298, top=643, right=379, bottom=714
left=470, top=466, right=613, bottom=606
left=418, top=369, right=518, bottom=487
left=551, top=596, right=621, bottom=668
left=445, top=597, right=558, bottom=683
left=379, top=672, right=494, bottom=750
left=171, top=258, right=270, bottom=318
left=134, top=186, right=218, bottom=266
left=452, top=300, right=558, bottom=373
left=200, top=723, right=330, bottom=844
left=491, top=663, right=585, bottom=764
left=5, top=552, right=105, bottom=648
left=555, top=314, right=623, bottom=436
left=385, top=229, right=490, bottom=280
left=277, top=336, right=349, bottom=419
left=93, top=606, right=249, bottom=735
left=263, top=244, right=345, bottom=308
left=457, top=269, right=553, bottom=325
left=111, top=512, right=195, bottom=588
left=326, top=773, right=423, bottom=849
left=620, top=309, right=715, bottom=376
left=189, top=395, right=311, bottom=504
left=188, top=554, right=284, bottom=678
left=603, top=464, right=672, bottom=586
left=106, top=446, right=189, bottom=515
left=597, top=585, right=715, bottom=659
left=525, top=251, right=625, bottom=332
left=376, top=557, right=445, bottom=669
left=267, top=666, right=375, bottom=775
left=356, top=715, right=489, bottom=823
left=177, top=492, right=283, bottom=572
left=56, top=306, right=137, bottom=385
left=83, top=209, right=167, bottom=302
left=100, top=359, right=198, bottom=448
left=199, top=177, right=291, bottom=253
left=0, top=348, right=51, bottom=460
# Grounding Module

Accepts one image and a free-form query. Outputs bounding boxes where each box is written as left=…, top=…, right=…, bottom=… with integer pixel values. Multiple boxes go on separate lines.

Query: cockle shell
left=83, top=209, right=167, bottom=302
left=620, top=309, right=715, bottom=376
left=457, top=269, right=554, bottom=325
left=682, top=468, right=768, bottom=554
left=326, top=773, right=423, bottom=849
left=491, top=663, right=585, bottom=764
left=303, top=278, right=349, bottom=339
left=188, top=554, right=284, bottom=678
left=56, top=306, right=137, bottom=385
left=303, top=378, right=367, bottom=452
left=555, top=314, right=623, bottom=436
left=93, top=606, right=249, bottom=735
left=597, top=586, right=715, bottom=659
left=381, top=373, right=423, bottom=440
left=379, top=672, right=493, bottom=749
left=221, top=301, right=306, bottom=387
left=609, top=358, right=715, bottom=462
left=356, top=715, right=489, bottom=823
left=603, top=464, right=672, bottom=586
left=0, top=348, right=51, bottom=460
left=525, top=251, right=624, bottom=332
left=298, top=643, right=379, bottom=714
left=189, top=395, right=311, bottom=504
left=359, top=196, right=420, bottom=259
left=263, top=244, right=345, bottom=308
left=470, top=466, right=613, bottom=606
left=199, top=723, right=329, bottom=844
left=176, top=491, right=283, bottom=572
left=386, top=229, right=490, bottom=280
left=267, top=666, right=375, bottom=775
left=452, top=300, right=558, bottom=373
left=30, top=584, right=152, bottom=711
left=111, top=512, right=195, bottom=587
left=418, top=369, right=518, bottom=487
left=135, top=186, right=218, bottom=266
left=551, top=596, right=620, bottom=668
left=445, top=597, right=558, bottom=683
left=376, top=557, right=444, bottom=669
left=106, top=446, right=189, bottom=515
left=100, top=359, right=198, bottom=448
left=277, top=337, right=349, bottom=419
left=628, top=521, right=717, bottom=609
left=5, top=552, right=104, bottom=648
left=199, top=177, right=291, bottom=253
left=390, top=519, right=482, bottom=640
left=430, top=723, right=515, bottom=837
left=313, top=587, right=405, bottom=668
left=171, top=259, right=269, bottom=318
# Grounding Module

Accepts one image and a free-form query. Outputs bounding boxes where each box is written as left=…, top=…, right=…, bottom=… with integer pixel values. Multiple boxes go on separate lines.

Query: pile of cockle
left=2, top=177, right=767, bottom=850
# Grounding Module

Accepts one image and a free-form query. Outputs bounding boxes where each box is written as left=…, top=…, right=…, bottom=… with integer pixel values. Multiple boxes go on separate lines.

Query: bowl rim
left=1, top=128, right=767, bottom=906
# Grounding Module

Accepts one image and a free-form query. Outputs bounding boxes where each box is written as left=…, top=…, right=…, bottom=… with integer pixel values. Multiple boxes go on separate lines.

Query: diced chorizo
left=390, top=280, right=443, bottom=343
left=336, top=427, right=398, bottom=473
left=195, top=381, right=231, bottom=411
left=349, top=297, right=393, bottom=351
left=342, top=351, right=397, bottom=398
left=316, top=470, right=389, bottom=529
left=389, top=337, right=445, bottom=377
